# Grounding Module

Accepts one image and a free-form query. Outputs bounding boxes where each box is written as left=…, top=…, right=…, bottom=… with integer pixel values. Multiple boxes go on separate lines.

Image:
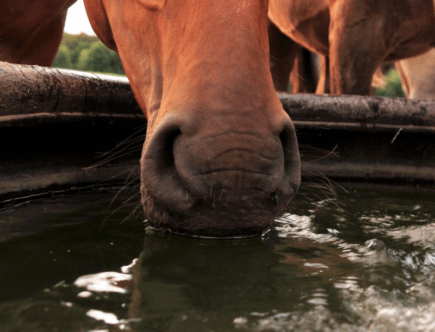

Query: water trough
left=2, top=62, right=435, bottom=332
left=1, top=62, right=434, bottom=206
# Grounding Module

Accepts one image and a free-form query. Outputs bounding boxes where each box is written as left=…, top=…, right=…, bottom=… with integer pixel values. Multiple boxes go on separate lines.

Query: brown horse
left=0, top=0, right=76, bottom=66
left=0, top=0, right=301, bottom=237
left=268, top=0, right=435, bottom=95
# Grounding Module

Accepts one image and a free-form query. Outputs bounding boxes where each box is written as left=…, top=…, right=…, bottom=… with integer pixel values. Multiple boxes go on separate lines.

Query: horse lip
left=141, top=162, right=196, bottom=214
left=194, top=168, right=278, bottom=176
left=153, top=202, right=279, bottom=238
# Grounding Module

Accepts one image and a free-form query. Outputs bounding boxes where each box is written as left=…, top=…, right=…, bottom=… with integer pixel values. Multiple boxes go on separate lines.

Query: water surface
left=1, top=183, right=435, bottom=331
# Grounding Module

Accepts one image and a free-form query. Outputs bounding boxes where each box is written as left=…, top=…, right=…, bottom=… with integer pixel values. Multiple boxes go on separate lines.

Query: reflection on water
left=1, top=184, right=435, bottom=331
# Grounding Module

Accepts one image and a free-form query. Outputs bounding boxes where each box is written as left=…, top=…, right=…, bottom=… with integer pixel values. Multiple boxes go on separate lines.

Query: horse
left=268, top=0, right=435, bottom=95
left=0, top=0, right=76, bottom=66
left=0, top=0, right=301, bottom=238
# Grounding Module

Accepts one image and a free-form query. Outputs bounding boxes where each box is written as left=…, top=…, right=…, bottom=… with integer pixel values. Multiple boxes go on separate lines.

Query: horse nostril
left=141, top=122, right=193, bottom=214
left=155, top=127, right=180, bottom=172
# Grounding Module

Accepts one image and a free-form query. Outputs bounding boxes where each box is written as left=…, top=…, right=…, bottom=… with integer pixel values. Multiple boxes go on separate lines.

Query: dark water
left=1, top=184, right=435, bottom=332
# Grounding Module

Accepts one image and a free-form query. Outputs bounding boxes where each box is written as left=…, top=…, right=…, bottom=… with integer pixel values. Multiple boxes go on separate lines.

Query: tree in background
left=70, top=40, right=94, bottom=66
left=52, top=33, right=125, bottom=76
left=77, top=41, right=124, bottom=75
left=62, top=33, right=98, bottom=49
left=52, top=45, right=73, bottom=69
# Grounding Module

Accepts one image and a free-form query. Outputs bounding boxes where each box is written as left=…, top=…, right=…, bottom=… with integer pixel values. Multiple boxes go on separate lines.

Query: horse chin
left=142, top=191, right=282, bottom=238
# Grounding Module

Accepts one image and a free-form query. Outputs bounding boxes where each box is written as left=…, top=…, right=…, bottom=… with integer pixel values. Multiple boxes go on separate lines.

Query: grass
left=374, top=69, right=405, bottom=98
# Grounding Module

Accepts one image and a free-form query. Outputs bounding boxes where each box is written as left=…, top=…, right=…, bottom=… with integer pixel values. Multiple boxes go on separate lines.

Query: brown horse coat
left=0, top=0, right=76, bottom=66
left=269, top=0, right=435, bottom=95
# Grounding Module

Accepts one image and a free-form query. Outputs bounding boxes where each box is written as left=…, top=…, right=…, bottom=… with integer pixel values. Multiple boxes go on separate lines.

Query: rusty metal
left=1, top=63, right=435, bottom=203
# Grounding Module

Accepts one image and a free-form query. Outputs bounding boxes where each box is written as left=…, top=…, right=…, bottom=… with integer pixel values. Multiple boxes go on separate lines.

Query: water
left=1, top=183, right=435, bottom=331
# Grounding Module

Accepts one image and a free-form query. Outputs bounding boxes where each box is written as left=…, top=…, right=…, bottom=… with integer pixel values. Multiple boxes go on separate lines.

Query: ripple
left=74, top=271, right=133, bottom=294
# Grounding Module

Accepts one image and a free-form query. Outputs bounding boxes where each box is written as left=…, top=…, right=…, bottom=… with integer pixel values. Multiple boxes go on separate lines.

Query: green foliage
left=62, top=33, right=98, bottom=50
left=70, top=40, right=93, bottom=66
left=52, top=33, right=125, bottom=76
left=52, top=45, right=73, bottom=69
left=77, top=41, right=124, bottom=74
left=374, top=69, right=405, bottom=98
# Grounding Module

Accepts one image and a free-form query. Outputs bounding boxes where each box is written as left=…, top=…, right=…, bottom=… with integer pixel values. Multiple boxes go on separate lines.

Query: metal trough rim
left=2, top=63, right=435, bottom=129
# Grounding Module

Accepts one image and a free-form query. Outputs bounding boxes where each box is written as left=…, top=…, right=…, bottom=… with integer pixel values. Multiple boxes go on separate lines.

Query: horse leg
left=315, top=55, right=330, bottom=94
left=290, top=48, right=319, bottom=93
left=328, top=1, right=386, bottom=95
left=395, top=61, right=412, bottom=98
left=268, top=20, right=301, bottom=92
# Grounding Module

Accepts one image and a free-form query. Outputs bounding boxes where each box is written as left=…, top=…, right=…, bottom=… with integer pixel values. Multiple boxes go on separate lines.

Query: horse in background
left=268, top=0, right=435, bottom=96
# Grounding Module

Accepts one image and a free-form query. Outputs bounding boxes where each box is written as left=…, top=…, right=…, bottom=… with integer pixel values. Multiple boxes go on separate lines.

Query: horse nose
left=140, top=106, right=300, bottom=236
